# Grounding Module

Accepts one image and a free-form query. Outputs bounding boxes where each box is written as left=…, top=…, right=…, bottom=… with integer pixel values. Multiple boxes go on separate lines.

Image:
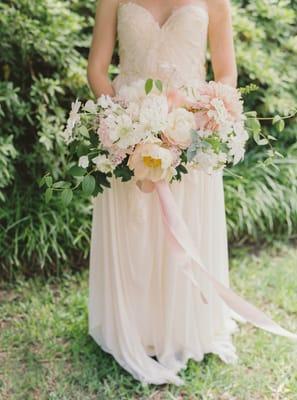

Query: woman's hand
left=208, top=0, right=238, bottom=88
left=87, top=0, right=119, bottom=98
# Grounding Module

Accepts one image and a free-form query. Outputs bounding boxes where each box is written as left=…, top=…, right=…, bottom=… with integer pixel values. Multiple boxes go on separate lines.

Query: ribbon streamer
left=154, top=179, right=297, bottom=341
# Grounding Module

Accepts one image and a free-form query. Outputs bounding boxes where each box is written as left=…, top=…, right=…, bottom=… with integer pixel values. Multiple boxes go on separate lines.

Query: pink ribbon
left=152, top=179, right=297, bottom=340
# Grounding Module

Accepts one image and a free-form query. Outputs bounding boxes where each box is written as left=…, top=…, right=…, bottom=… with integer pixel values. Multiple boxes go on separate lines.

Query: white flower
left=164, top=108, right=195, bottom=148
left=92, top=154, right=114, bottom=173
left=112, top=114, right=138, bottom=149
left=139, top=94, right=169, bottom=133
left=84, top=100, right=97, bottom=113
left=193, top=149, right=227, bottom=174
left=78, top=155, right=89, bottom=169
left=228, top=138, right=246, bottom=165
left=62, top=99, right=81, bottom=144
left=97, top=95, right=116, bottom=110
left=126, top=101, right=140, bottom=121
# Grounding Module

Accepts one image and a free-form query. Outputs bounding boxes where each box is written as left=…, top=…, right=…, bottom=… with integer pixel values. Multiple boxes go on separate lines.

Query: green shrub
left=0, top=0, right=296, bottom=278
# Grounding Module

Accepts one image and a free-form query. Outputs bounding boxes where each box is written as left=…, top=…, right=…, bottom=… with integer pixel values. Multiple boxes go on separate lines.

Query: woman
left=87, top=0, right=296, bottom=385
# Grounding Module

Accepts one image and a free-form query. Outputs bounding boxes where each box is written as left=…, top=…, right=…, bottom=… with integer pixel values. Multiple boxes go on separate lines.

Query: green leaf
left=45, top=188, right=53, bottom=203
left=82, top=175, right=96, bottom=195
left=78, top=126, right=89, bottom=137
left=272, top=115, right=282, bottom=125
left=45, top=176, right=53, bottom=187
left=68, top=165, right=86, bottom=177
left=246, top=117, right=261, bottom=135
left=155, top=79, right=163, bottom=92
left=276, top=119, right=285, bottom=132
left=245, top=111, right=258, bottom=118
left=61, top=188, right=73, bottom=205
left=38, top=176, right=46, bottom=188
left=53, top=181, right=71, bottom=189
left=145, top=78, right=153, bottom=95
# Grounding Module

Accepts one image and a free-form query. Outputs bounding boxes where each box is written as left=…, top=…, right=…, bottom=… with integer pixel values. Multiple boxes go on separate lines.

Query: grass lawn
left=0, top=243, right=297, bottom=400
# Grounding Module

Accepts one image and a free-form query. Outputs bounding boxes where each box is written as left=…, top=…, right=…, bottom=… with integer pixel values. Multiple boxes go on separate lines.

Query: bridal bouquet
left=40, top=78, right=279, bottom=202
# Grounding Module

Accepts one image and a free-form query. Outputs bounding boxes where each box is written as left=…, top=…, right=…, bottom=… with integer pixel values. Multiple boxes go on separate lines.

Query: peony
left=128, top=143, right=174, bottom=182
left=139, top=94, right=169, bottom=133
left=163, top=108, right=195, bottom=149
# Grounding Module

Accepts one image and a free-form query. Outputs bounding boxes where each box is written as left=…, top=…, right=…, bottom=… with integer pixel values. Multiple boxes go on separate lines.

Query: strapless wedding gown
left=89, top=2, right=241, bottom=385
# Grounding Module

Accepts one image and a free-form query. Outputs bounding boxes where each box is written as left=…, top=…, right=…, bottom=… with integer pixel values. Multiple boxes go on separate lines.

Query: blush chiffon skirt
left=88, top=167, right=241, bottom=385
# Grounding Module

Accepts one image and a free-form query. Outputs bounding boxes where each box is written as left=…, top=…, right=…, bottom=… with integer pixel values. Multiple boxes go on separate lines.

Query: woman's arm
left=87, top=0, right=118, bottom=97
left=207, top=0, right=237, bottom=87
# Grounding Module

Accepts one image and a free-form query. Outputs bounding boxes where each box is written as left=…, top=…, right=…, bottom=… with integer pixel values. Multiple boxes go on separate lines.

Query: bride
left=86, top=0, right=296, bottom=385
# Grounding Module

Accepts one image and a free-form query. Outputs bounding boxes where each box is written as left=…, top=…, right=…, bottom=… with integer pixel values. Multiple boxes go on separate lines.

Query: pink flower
left=97, top=119, right=113, bottom=148
left=190, top=81, right=244, bottom=133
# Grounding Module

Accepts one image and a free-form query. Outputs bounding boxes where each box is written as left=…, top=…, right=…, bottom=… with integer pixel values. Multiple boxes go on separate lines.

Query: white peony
left=139, top=94, right=169, bottom=133
left=92, top=154, right=114, bottom=173
left=164, top=108, right=195, bottom=149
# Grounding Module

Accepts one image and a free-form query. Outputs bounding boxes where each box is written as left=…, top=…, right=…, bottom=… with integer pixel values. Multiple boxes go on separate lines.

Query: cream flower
left=84, top=100, right=97, bottom=113
left=78, top=155, right=89, bottom=169
left=62, top=99, right=81, bottom=144
left=163, top=108, right=195, bottom=149
left=128, top=143, right=174, bottom=182
left=92, top=154, right=114, bottom=173
left=138, top=94, right=169, bottom=133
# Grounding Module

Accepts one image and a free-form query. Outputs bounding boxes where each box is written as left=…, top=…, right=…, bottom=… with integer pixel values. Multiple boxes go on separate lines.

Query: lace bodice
left=112, top=2, right=209, bottom=92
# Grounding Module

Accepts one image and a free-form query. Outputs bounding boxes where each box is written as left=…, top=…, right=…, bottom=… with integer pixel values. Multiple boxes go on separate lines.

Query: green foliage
left=0, top=0, right=296, bottom=277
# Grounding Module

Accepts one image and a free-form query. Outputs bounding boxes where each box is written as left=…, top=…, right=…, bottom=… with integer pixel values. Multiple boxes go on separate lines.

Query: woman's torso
left=112, top=1, right=209, bottom=92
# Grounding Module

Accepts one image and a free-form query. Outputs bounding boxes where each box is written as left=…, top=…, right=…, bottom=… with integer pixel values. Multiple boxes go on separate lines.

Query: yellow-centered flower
left=142, top=156, right=162, bottom=168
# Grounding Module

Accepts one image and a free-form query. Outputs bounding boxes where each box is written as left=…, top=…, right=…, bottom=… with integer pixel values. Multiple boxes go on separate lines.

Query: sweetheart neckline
left=118, top=2, right=208, bottom=30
